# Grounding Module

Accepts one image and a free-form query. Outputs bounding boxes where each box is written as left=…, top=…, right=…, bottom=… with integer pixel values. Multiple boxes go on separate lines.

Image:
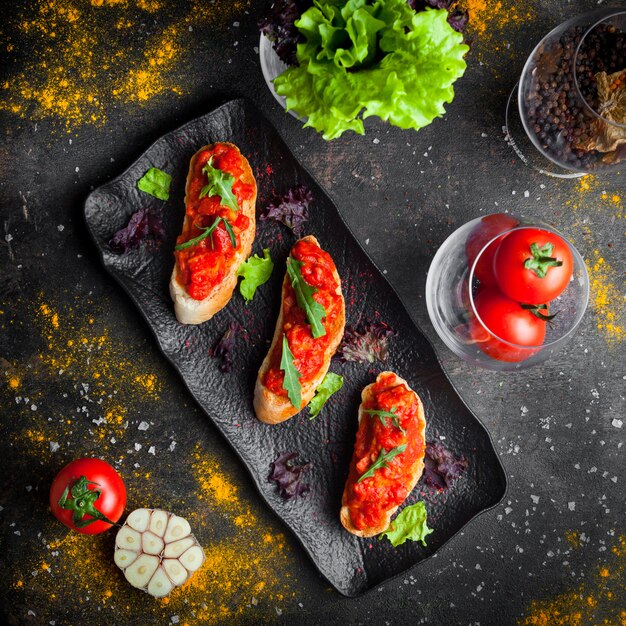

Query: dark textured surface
left=1, top=1, right=625, bottom=624
left=84, top=99, right=506, bottom=595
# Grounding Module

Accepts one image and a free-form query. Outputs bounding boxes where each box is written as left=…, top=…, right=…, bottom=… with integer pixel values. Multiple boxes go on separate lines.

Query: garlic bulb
left=114, top=508, right=205, bottom=597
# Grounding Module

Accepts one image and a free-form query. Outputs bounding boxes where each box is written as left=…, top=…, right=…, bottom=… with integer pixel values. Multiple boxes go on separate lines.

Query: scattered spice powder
left=1, top=0, right=252, bottom=130
left=456, top=0, right=534, bottom=37
left=518, top=535, right=626, bottom=626
left=585, top=250, right=626, bottom=345
left=5, top=295, right=298, bottom=623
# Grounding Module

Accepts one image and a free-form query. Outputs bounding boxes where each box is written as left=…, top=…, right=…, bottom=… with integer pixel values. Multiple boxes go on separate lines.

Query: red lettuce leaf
left=258, top=0, right=311, bottom=66
left=210, top=322, right=244, bottom=373
left=423, top=441, right=468, bottom=490
left=269, top=452, right=311, bottom=500
left=338, top=320, right=396, bottom=363
left=447, top=9, right=469, bottom=33
left=109, top=209, right=165, bottom=253
left=260, top=185, right=312, bottom=237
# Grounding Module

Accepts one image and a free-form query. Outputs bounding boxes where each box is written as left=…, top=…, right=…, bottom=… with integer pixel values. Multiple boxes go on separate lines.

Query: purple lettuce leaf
left=210, top=322, right=244, bottom=373
left=407, top=2, right=468, bottom=33
left=269, top=452, right=311, bottom=500
left=109, top=209, right=165, bottom=254
left=447, top=9, right=469, bottom=33
left=258, top=0, right=311, bottom=66
left=338, top=320, right=396, bottom=363
left=423, top=441, right=468, bottom=490
left=408, top=0, right=453, bottom=9
left=260, top=185, right=312, bottom=237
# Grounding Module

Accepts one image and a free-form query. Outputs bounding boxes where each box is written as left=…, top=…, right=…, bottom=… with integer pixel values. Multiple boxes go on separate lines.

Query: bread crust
left=340, top=372, right=426, bottom=537
left=254, top=235, right=345, bottom=424
left=170, top=142, right=257, bottom=325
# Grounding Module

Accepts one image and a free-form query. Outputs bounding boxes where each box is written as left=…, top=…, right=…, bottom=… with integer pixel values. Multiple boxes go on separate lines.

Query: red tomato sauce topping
left=345, top=373, right=425, bottom=531
left=264, top=239, right=342, bottom=394
left=175, top=144, right=254, bottom=301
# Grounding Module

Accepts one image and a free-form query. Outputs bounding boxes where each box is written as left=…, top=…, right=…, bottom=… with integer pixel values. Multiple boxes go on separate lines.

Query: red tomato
left=49, top=458, right=126, bottom=534
left=466, top=214, right=519, bottom=286
left=472, top=288, right=548, bottom=362
left=493, top=228, right=573, bottom=303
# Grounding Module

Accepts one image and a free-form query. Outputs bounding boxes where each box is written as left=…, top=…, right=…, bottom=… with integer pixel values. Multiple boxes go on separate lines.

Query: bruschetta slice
left=254, top=235, right=345, bottom=424
left=170, top=142, right=256, bottom=324
left=340, top=372, right=426, bottom=537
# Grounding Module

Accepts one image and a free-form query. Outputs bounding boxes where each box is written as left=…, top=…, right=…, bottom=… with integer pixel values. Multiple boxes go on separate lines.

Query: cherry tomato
left=472, top=288, right=548, bottom=362
left=493, top=228, right=573, bottom=303
left=466, top=214, right=519, bottom=286
left=49, top=458, right=126, bottom=534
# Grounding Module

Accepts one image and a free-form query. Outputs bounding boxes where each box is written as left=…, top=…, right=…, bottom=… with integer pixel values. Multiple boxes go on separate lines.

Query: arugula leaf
left=174, top=216, right=237, bottom=251
left=174, top=216, right=218, bottom=251
left=237, top=249, right=274, bottom=302
left=199, top=158, right=239, bottom=212
left=357, top=444, right=406, bottom=483
left=273, top=3, right=468, bottom=139
left=308, top=372, right=343, bottom=418
left=379, top=501, right=433, bottom=547
left=363, top=407, right=406, bottom=435
left=286, top=257, right=327, bottom=338
left=222, top=217, right=237, bottom=248
left=280, top=334, right=302, bottom=409
left=137, top=167, right=171, bottom=200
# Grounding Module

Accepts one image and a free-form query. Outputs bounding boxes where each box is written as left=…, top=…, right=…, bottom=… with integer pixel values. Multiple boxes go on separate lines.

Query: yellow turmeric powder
left=1, top=0, right=252, bottom=131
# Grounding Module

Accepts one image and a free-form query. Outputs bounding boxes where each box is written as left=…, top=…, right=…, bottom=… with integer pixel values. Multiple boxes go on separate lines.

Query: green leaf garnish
left=308, top=372, right=343, bottom=419
left=523, top=242, right=564, bottom=278
left=199, top=157, right=239, bottom=213
left=357, top=443, right=406, bottom=483
left=237, top=248, right=274, bottom=302
left=379, top=501, right=433, bottom=547
left=286, top=256, right=327, bottom=338
left=174, top=216, right=236, bottom=251
left=363, top=407, right=406, bottom=435
left=137, top=167, right=171, bottom=200
left=273, top=4, right=468, bottom=140
left=222, top=217, right=237, bottom=248
left=280, top=334, right=302, bottom=409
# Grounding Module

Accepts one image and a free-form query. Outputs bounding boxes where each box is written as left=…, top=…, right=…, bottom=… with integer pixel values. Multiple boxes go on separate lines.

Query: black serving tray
left=84, top=98, right=506, bottom=596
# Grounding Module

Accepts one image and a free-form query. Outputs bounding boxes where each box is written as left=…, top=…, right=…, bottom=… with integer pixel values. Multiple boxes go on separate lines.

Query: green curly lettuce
left=379, top=501, right=433, bottom=547
left=273, top=1, right=468, bottom=139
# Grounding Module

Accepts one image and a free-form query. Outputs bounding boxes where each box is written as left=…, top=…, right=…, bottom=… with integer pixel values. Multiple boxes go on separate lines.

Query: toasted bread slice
left=170, top=142, right=256, bottom=325
left=254, top=235, right=345, bottom=424
left=340, top=372, right=426, bottom=537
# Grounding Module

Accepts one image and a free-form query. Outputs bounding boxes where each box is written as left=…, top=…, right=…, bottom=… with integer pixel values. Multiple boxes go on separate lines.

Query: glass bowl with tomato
left=426, top=214, right=589, bottom=370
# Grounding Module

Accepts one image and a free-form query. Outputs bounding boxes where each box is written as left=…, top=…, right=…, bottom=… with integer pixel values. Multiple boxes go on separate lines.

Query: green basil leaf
left=379, top=501, right=433, bottom=547
left=286, top=256, right=327, bottom=338
left=357, top=443, right=406, bottom=483
left=308, top=372, right=343, bottom=419
left=280, top=334, right=302, bottom=409
left=237, top=248, right=274, bottom=302
left=199, top=158, right=239, bottom=212
left=137, top=167, right=171, bottom=200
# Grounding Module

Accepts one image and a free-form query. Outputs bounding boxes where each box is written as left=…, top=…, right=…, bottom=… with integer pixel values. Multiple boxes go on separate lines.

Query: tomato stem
left=58, top=475, right=117, bottom=528
left=524, top=242, right=563, bottom=278
left=521, top=303, right=558, bottom=322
